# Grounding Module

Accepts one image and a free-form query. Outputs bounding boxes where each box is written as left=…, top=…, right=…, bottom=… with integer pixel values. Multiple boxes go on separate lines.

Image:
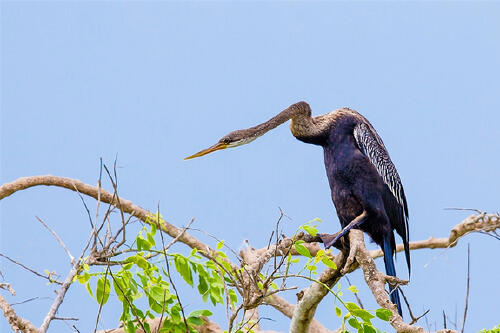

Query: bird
left=185, top=101, right=409, bottom=316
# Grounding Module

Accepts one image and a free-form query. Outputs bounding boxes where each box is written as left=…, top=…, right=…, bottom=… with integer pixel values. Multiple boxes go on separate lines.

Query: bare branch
left=157, top=204, right=188, bottom=333
left=348, top=229, right=424, bottom=333
left=0, top=175, right=233, bottom=268
left=264, top=294, right=333, bottom=333
left=0, top=283, right=15, bottom=296
left=0, top=292, right=40, bottom=333
left=461, top=244, right=471, bottom=333
left=0, top=253, right=63, bottom=285
left=35, top=216, right=74, bottom=263
left=289, top=250, right=347, bottom=333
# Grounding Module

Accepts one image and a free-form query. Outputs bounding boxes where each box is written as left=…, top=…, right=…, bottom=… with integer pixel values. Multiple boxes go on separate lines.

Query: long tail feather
left=383, top=236, right=403, bottom=316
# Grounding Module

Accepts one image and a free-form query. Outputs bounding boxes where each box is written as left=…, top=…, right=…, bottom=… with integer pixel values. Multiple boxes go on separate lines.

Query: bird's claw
left=341, top=239, right=361, bottom=275
left=318, top=232, right=345, bottom=250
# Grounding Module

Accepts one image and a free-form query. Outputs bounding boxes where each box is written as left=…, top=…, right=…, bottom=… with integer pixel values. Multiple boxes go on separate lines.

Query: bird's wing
left=353, top=122, right=410, bottom=272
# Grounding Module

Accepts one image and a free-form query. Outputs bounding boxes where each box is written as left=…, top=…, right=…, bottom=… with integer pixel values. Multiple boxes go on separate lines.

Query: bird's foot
left=318, top=232, right=345, bottom=250
left=341, top=238, right=362, bottom=275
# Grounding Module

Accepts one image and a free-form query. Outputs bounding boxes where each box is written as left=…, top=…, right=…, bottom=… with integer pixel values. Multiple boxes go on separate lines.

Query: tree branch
left=0, top=291, right=40, bottom=333
left=0, top=175, right=235, bottom=269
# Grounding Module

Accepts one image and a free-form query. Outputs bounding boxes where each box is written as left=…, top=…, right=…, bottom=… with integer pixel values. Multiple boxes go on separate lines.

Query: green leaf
left=362, top=324, right=376, bottom=333
left=229, top=289, right=238, bottom=305
left=345, top=302, right=361, bottom=311
left=77, top=272, right=90, bottom=284
left=174, top=256, right=193, bottom=286
left=122, top=262, right=133, bottom=270
left=148, top=296, right=163, bottom=314
left=96, top=276, right=111, bottom=305
left=135, top=256, right=150, bottom=270
left=306, top=265, right=317, bottom=272
left=126, top=320, right=136, bottom=333
left=150, top=221, right=157, bottom=236
left=112, top=276, right=127, bottom=301
left=375, top=308, right=393, bottom=321
left=294, top=243, right=312, bottom=258
left=170, top=304, right=181, bottom=324
left=137, top=236, right=151, bottom=251
left=197, top=274, right=209, bottom=295
left=146, top=232, right=156, bottom=247
left=351, top=309, right=375, bottom=322
left=308, top=217, right=322, bottom=223
left=302, top=225, right=317, bottom=236
left=321, top=257, right=337, bottom=269
left=335, top=306, right=342, bottom=317
left=189, top=309, right=213, bottom=317
left=348, top=285, right=359, bottom=293
left=85, top=281, right=93, bottom=297
left=187, top=316, right=203, bottom=326
left=348, top=317, right=361, bottom=329
left=149, top=285, right=168, bottom=303
left=216, top=240, right=224, bottom=249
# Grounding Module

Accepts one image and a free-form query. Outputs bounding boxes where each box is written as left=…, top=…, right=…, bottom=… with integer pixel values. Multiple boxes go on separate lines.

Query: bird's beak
left=184, top=142, right=229, bottom=160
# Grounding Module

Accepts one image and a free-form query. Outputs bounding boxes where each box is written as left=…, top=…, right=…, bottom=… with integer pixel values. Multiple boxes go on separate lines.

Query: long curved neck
left=250, top=101, right=314, bottom=137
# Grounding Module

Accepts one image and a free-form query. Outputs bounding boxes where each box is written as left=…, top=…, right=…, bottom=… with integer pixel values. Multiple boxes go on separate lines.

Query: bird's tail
left=383, top=236, right=403, bottom=316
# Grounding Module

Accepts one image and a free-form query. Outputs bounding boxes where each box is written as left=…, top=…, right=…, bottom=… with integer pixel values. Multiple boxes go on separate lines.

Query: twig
left=156, top=289, right=167, bottom=333
left=54, top=316, right=79, bottom=321
left=93, top=265, right=110, bottom=333
left=0, top=253, right=63, bottom=285
left=461, top=244, right=470, bottom=333
left=103, top=164, right=127, bottom=251
left=72, top=182, right=94, bottom=229
left=0, top=283, right=15, bottom=296
left=157, top=203, right=188, bottom=333
left=35, top=216, right=74, bottom=264
left=400, top=288, right=428, bottom=325
left=39, top=209, right=99, bottom=332
left=164, top=218, right=195, bottom=252
left=11, top=297, right=46, bottom=306
left=107, top=269, right=148, bottom=333
left=345, top=276, right=364, bottom=309
left=444, top=207, right=483, bottom=214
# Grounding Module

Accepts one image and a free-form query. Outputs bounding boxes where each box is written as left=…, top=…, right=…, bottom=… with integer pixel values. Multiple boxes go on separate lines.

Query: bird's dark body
left=295, top=110, right=406, bottom=315
left=296, top=113, right=395, bottom=248
left=324, top=117, right=394, bottom=247
left=187, top=101, right=409, bottom=316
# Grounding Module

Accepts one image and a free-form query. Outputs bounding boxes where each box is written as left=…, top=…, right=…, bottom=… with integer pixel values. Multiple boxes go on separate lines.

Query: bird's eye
left=222, top=138, right=231, bottom=144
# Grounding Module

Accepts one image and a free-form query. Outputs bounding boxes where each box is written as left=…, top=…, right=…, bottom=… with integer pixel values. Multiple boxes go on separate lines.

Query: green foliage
left=479, top=325, right=500, bottom=333
left=75, top=215, right=234, bottom=332
left=76, top=214, right=394, bottom=332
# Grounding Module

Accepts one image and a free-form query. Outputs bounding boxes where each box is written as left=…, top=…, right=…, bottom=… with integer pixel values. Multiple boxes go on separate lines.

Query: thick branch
left=349, top=230, right=458, bottom=333
left=369, top=213, right=500, bottom=259
left=265, top=294, right=334, bottom=333
left=289, top=250, right=347, bottom=333
left=0, top=176, right=234, bottom=268
left=96, top=316, right=282, bottom=333
left=348, top=230, right=422, bottom=333
left=0, top=293, right=40, bottom=333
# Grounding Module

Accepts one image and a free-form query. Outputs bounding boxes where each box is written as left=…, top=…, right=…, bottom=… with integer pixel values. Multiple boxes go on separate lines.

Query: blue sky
left=1, top=2, right=499, bottom=332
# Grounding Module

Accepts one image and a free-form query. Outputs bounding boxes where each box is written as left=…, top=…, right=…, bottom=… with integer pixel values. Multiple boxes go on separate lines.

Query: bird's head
left=184, top=128, right=260, bottom=160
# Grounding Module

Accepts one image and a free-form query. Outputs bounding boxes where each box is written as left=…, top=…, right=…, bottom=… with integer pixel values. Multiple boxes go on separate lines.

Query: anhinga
left=186, top=101, right=409, bottom=315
